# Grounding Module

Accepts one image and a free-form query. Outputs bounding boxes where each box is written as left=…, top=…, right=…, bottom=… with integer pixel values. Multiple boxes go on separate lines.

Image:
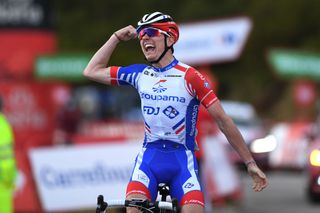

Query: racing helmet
left=137, top=12, right=179, bottom=43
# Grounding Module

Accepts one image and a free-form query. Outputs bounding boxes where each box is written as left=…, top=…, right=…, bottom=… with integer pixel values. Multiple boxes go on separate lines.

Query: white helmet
left=137, top=12, right=179, bottom=42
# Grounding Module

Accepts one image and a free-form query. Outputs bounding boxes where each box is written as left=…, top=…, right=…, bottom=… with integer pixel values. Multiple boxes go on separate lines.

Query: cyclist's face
left=139, top=32, right=167, bottom=61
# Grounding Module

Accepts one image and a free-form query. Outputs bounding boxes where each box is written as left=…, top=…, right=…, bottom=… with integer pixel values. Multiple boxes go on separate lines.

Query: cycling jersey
left=110, top=58, right=218, bottom=206
left=110, top=58, right=218, bottom=150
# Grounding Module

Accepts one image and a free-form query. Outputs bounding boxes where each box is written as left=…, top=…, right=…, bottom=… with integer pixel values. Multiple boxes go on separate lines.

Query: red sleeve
left=110, top=66, right=120, bottom=85
left=185, top=67, right=218, bottom=108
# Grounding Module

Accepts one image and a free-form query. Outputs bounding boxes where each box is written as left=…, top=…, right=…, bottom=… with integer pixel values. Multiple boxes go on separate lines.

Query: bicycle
left=96, top=183, right=180, bottom=213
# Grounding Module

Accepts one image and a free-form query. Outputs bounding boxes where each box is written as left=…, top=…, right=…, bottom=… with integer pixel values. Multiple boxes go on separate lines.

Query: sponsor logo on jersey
left=138, top=174, right=149, bottom=182
left=163, top=106, right=179, bottom=119
left=140, top=92, right=186, bottom=103
left=143, top=106, right=160, bottom=115
left=165, top=74, right=182, bottom=77
left=189, top=105, right=199, bottom=136
left=152, top=79, right=167, bottom=93
left=143, top=70, right=158, bottom=77
left=204, top=81, right=210, bottom=88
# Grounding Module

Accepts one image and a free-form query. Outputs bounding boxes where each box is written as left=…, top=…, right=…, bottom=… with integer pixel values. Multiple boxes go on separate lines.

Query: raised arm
left=207, top=101, right=268, bottom=192
left=83, top=25, right=137, bottom=84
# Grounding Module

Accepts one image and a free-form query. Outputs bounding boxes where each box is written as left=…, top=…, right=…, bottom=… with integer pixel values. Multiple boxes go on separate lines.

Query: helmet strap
left=148, top=37, right=173, bottom=64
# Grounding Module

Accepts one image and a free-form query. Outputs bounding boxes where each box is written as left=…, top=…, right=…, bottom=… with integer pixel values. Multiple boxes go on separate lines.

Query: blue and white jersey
left=110, top=58, right=218, bottom=150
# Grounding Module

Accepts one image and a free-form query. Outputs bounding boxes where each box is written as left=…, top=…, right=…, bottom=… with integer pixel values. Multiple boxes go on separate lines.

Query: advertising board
left=175, top=17, right=252, bottom=64
left=29, top=143, right=141, bottom=212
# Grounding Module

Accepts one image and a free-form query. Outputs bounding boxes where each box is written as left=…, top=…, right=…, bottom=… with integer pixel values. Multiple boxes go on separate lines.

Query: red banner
left=0, top=30, right=56, bottom=79
left=0, top=81, right=70, bottom=149
left=14, top=149, right=42, bottom=213
left=73, top=121, right=145, bottom=144
left=0, top=81, right=71, bottom=212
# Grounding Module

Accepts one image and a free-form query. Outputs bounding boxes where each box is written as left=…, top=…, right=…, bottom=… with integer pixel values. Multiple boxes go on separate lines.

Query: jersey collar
left=151, top=58, right=179, bottom=72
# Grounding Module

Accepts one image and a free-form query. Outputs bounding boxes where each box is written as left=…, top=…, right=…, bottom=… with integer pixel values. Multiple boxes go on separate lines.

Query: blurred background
left=1, top=0, right=320, bottom=212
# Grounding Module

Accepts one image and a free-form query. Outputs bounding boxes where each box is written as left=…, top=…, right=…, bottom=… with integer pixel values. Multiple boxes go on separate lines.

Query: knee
left=126, top=193, right=149, bottom=213
left=126, top=181, right=152, bottom=200
left=180, top=190, right=205, bottom=207
left=181, top=204, right=205, bottom=213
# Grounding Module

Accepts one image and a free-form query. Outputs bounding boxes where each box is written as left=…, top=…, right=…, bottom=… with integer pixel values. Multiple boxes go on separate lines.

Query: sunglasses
left=138, top=28, right=170, bottom=40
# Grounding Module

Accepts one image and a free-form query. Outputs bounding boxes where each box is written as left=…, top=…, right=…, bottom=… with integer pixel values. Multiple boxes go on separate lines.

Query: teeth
left=145, top=44, right=155, bottom=48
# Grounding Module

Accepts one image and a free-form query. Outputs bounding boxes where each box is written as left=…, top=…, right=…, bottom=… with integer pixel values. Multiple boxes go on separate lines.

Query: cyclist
left=83, top=12, right=268, bottom=213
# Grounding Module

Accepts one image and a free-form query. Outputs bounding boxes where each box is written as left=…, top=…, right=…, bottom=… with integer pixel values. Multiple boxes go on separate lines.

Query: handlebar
left=96, top=195, right=179, bottom=213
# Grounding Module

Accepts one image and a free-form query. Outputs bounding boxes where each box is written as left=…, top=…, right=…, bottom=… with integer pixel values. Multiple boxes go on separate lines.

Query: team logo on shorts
left=184, top=182, right=195, bottom=189
left=152, top=79, right=167, bottom=93
left=163, top=106, right=179, bottom=119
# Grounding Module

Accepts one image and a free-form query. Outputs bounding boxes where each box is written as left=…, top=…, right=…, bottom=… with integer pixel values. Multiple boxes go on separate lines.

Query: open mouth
left=144, top=43, right=156, bottom=53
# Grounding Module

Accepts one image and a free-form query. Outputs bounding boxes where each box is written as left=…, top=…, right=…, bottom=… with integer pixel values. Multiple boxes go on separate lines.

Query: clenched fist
left=113, top=25, right=137, bottom=41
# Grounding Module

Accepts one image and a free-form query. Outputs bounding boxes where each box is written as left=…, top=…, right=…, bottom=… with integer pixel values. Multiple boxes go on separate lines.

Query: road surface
left=210, top=171, right=320, bottom=213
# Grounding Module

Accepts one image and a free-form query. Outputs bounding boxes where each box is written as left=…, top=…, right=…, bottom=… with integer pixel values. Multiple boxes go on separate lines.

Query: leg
left=126, top=193, right=149, bottom=213
left=126, top=181, right=153, bottom=213
left=171, top=150, right=205, bottom=212
left=181, top=204, right=204, bottom=213
left=180, top=190, right=205, bottom=213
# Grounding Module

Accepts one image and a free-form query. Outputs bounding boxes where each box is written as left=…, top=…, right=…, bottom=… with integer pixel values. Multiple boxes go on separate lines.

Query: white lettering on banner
left=29, top=142, right=141, bottom=212
left=0, top=0, right=43, bottom=26
left=7, top=111, right=46, bottom=129
left=6, top=86, right=48, bottom=129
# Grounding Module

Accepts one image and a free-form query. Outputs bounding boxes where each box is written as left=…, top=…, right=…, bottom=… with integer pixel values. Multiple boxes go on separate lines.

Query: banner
left=0, top=0, right=54, bottom=29
left=174, top=17, right=252, bottom=64
left=73, top=121, right=145, bottom=144
left=268, top=49, right=320, bottom=80
left=0, top=81, right=70, bottom=212
left=35, top=54, right=92, bottom=82
left=268, top=121, right=311, bottom=169
left=0, top=81, right=70, bottom=149
left=0, top=31, right=56, bottom=78
left=14, top=149, right=42, bottom=213
left=202, top=136, right=241, bottom=201
left=29, top=143, right=141, bottom=212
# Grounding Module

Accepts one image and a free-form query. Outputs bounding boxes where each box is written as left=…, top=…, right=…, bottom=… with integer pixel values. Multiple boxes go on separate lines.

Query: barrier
left=29, top=142, right=141, bottom=212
